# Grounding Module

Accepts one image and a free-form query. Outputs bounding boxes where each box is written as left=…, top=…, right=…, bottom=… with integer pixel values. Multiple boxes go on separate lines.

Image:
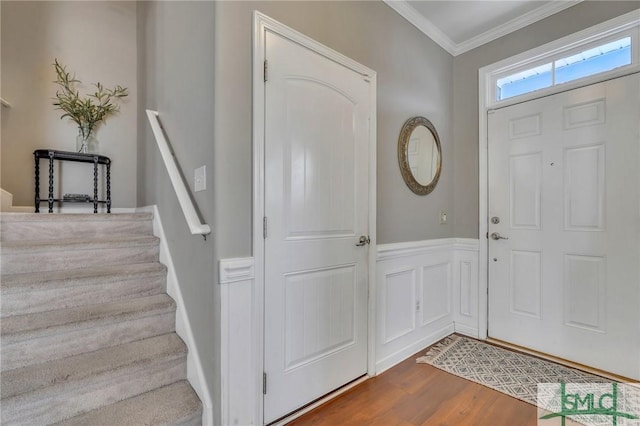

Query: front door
left=488, top=73, right=640, bottom=379
left=263, top=30, right=372, bottom=422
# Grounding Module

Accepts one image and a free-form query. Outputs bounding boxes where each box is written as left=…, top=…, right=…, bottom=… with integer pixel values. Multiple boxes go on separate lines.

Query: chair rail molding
left=375, top=238, right=479, bottom=373
left=145, top=110, right=210, bottom=238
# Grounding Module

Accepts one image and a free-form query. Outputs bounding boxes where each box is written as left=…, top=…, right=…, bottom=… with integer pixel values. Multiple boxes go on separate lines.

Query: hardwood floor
left=288, top=348, right=538, bottom=426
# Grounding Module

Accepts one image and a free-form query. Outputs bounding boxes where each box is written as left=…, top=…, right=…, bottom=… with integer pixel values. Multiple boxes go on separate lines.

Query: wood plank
left=287, top=348, right=538, bottom=425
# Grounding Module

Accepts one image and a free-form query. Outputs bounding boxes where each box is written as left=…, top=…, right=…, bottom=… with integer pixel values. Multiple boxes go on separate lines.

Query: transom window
left=497, top=37, right=632, bottom=101
left=488, top=11, right=640, bottom=106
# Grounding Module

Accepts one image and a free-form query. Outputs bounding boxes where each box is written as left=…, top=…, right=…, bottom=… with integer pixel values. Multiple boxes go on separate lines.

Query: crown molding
left=383, top=0, right=457, bottom=55
left=455, top=0, right=583, bottom=55
left=384, top=0, right=583, bottom=57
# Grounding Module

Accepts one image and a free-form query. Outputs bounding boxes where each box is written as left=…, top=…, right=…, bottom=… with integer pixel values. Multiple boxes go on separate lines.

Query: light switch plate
left=194, top=166, right=206, bottom=192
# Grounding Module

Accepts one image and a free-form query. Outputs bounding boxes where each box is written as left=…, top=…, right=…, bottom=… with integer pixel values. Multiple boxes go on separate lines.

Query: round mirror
left=398, top=116, right=442, bottom=195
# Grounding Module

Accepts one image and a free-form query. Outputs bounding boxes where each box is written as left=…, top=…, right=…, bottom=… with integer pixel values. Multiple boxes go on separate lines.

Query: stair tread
left=1, top=294, right=175, bottom=342
left=1, top=236, right=159, bottom=253
left=55, top=380, right=201, bottom=426
left=1, top=263, right=167, bottom=292
left=0, top=213, right=152, bottom=223
left=1, top=333, right=186, bottom=399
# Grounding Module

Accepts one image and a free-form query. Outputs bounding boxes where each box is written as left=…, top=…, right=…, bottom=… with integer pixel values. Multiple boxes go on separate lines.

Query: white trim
left=454, top=322, right=479, bottom=338
left=145, top=110, right=211, bottom=237
left=485, top=10, right=640, bottom=108
left=219, top=257, right=256, bottom=426
left=38, top=207, right=136, bottom=214
left=252, top=11, right=377, bottom=425
left=1, top=189, right=36, bottom=212
left=136, top=205, right=213, bottom=426
left=219, top=257, right=255, bottom=285
left=1, top=97, right=11, bottom=108
left=375, top=323, right=454, bottom=374
left=456, top=1, right=582, bottom=55
left=377, top=237, right=478, bottom=260
left=478, top=9, right=640, bottom=343
left=383, top=0, right=582, bottom=56
left=382, top=0, right=456, bottom=56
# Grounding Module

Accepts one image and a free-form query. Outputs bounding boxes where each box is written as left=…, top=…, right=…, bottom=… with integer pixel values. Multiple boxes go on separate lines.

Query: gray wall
left=1, top=1, right=137, bottom=208
left=452, top=1, right=640, bottom=238
left=214, top=0, right=455, bottom=262
left=136, top=0, right=218, bottom=419
left=139, top=1, right=454, bottom=422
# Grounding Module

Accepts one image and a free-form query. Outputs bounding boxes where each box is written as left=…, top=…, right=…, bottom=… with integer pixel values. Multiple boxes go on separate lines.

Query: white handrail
left=146, top=110, right=211, bottom=237
left=1, top=97, right=11, bottom=108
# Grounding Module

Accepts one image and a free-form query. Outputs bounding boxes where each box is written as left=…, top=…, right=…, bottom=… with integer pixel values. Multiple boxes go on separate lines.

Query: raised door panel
left=284, top=79, right=356, bottom=239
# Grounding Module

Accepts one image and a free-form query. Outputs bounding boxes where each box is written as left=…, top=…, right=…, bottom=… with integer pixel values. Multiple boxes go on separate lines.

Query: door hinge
left=263, top=372, right=267, bottom=394
left=263, top=216, right=268, bottom=239
left=486, top=231, right=489, bottom=239
left=264, top=60, right=268, bottom=82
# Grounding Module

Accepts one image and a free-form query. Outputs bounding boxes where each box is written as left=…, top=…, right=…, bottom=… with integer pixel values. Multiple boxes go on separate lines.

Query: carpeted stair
left=0, top=213, right=202, bottom=425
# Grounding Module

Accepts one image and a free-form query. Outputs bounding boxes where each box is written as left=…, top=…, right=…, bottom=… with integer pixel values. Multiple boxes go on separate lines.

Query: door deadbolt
left=491, top=216, right=500, bottom=224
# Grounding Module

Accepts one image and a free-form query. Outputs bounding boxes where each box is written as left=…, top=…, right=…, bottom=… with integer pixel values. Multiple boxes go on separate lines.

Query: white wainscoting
left=219, top=238, right=479, bottom=423
left=219, top=257, right=256, bottom=426
left=376, top=238, right=479, bottom=373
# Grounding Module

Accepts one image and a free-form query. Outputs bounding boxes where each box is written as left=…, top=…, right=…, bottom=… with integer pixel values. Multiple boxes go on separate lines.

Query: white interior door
left=488, top=73, right=640, bottom=379
left=263, top=31, right=371, bottom=423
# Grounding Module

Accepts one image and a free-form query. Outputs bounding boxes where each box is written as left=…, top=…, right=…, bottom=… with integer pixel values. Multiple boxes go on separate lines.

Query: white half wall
left=376, top=238, right=479, bottom=373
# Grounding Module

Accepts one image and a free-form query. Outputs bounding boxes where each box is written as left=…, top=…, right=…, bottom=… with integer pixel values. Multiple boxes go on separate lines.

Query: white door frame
left=252, top=11, right=377, bottom=425
left=478, top=11, right=640, bottom=342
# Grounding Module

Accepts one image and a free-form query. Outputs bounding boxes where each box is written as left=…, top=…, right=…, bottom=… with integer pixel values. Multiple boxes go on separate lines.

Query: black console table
left=34, top=149, right=111, bottom=213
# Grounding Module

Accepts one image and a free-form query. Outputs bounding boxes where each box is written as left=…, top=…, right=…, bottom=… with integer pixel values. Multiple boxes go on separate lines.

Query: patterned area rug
left=416, top=334, right=611, bottom=406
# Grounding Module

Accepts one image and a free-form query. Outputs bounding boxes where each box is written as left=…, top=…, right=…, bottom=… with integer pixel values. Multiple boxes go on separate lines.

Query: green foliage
left=52, top=59, right=128, bottom=138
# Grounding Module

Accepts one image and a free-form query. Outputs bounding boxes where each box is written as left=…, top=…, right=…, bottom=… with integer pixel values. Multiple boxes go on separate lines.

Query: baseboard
left=0, top=188, right=136, bottom=214
left=375, top=323, right=454, bottom=374
left=454, top=322, right=479, bottom=338
left=136, top=205, right=213, bottom=426
left=4, top=207, right=137, bottom=214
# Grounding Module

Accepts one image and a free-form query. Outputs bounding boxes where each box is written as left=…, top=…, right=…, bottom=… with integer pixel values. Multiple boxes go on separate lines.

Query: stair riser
left=1, top=245, right=159, bottom=274
left=1, top=220, right=153, bottom=242
left=1, top=357, right=186, bottom=425
left=1, top=275, right=166, bottom=317
left=2, top=312, right=175, bottom=371
left=173, top=412, right=204, bottom=426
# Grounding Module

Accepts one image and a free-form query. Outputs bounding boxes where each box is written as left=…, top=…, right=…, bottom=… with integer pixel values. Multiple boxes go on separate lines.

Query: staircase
left=0, top=213, right=202, bottom=425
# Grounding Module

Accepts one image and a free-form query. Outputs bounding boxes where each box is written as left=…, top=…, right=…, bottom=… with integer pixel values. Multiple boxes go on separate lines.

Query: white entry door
left=263, top=31, right=372, bottom=423
left=488, top=73, right=640, bottom=379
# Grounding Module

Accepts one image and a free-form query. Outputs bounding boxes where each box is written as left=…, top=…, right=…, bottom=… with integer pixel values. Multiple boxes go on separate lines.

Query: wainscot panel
left=376, top=238, right=479, bottom=373
left=219, top=257, right=256, bottom=426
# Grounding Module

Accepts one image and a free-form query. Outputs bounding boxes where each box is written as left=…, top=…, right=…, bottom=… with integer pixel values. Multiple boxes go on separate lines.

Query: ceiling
left=384, top=0, right=583, bottom=56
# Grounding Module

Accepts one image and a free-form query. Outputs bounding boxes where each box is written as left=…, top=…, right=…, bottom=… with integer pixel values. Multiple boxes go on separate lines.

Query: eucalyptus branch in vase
left=52, top=59, right=128, bottom=153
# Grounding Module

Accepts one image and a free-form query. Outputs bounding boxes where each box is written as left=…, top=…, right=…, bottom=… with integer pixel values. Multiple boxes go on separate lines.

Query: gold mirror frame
left=398, top=116, right=442, bottom=195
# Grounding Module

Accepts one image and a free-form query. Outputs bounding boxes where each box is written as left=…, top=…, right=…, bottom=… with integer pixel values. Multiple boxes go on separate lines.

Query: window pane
left=497, top=63, right=553, bottom=100
left=555, top=37, right=631, bottom=84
